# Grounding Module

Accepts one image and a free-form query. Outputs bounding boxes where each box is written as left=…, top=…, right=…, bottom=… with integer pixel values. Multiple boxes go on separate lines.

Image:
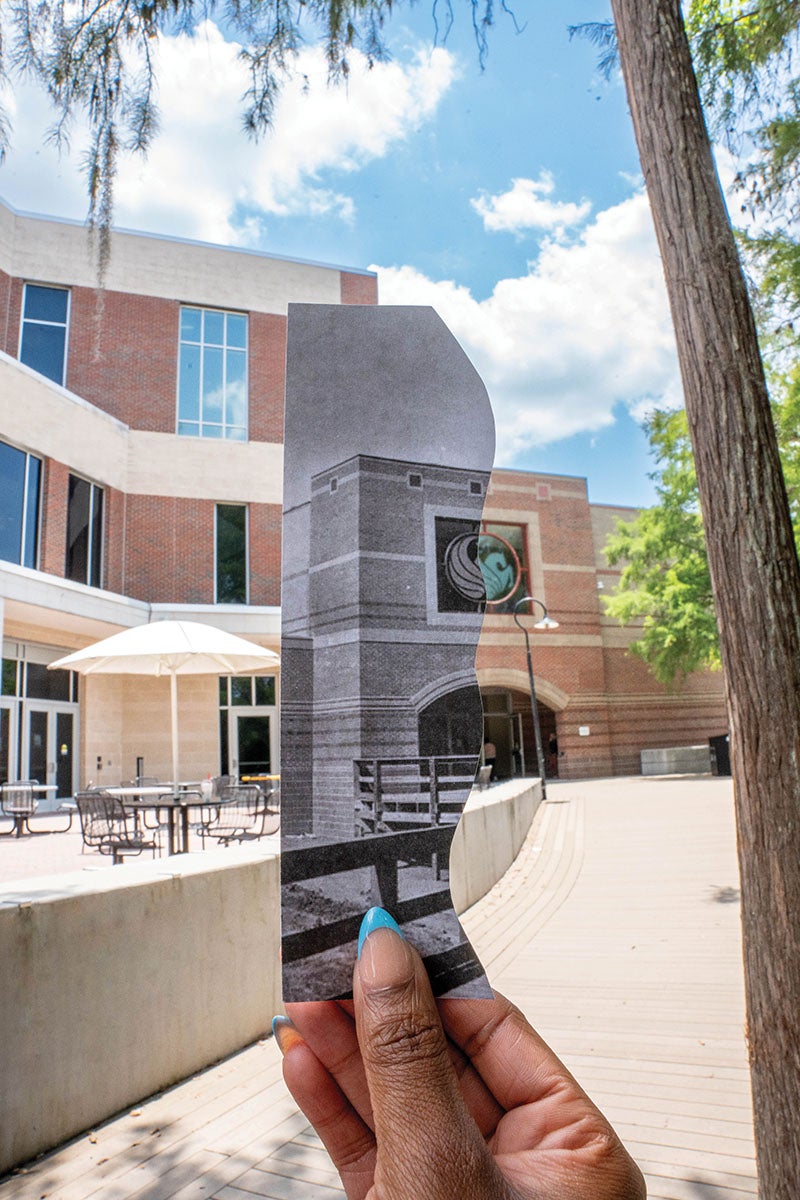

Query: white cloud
left=375, top=189, right=681, bottom=460
left=0, top=22, right=457, bottom=244
left=471, top=171, right=591, bottom=237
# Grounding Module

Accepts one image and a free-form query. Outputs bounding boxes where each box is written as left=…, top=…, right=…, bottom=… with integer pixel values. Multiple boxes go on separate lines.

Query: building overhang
left=0, top=562, right=281, bottom=651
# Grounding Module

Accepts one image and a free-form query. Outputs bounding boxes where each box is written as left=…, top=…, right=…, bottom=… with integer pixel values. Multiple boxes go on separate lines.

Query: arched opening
left=418, top=686, right=483, bottom=759
left=480, top=687, right=559, bottom=781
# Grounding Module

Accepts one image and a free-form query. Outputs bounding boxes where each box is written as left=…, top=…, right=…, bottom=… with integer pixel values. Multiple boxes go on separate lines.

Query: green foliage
left=604, top=397, right=800, bottom=685
left=687, top=0, right=800, bottom=226
left=603, top=410, right=721, bottom=685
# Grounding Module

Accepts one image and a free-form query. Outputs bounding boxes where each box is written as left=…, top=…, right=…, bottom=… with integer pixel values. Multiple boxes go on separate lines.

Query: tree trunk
left=610, top=1, right=800, bottom=1194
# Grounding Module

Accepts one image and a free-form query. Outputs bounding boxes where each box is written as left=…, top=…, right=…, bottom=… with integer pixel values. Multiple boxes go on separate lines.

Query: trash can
left=709, top=733, right=731, bottom=776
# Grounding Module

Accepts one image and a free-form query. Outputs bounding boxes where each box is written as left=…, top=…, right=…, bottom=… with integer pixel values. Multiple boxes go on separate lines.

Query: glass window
left=435, top=516, right=483, bottom=614
left=254, top=676, right=276, bottom=706
left=19, top=284, right=69, bottom=385
left=216, top=504, right=248, bottom=603
left=25, top=662, right=72, bottom=702
left=177, top=306, right=248, bottom=440
left=2, top=659, right=18, bottom=696
left=0, top=439, right=42, bottom=569
left=231, top=677, right=253, bottom=706
left=480, top=523, right=530, bottom=614
left=65, top=475, right=104, bottom=587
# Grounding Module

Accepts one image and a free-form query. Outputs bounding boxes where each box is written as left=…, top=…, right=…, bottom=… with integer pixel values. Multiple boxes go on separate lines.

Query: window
left=216, top=504, right=248, bottom=603
left=435, top=516, right=483, bottom=613
left=19, top=284, right=70, bottom=385
left=0, top=439, right=42, bottom=568
left=65, top=475, right=104, bottom=587
left=480, top=522, right=530, bottom=614
left=177, top=307, right=248, bottom=440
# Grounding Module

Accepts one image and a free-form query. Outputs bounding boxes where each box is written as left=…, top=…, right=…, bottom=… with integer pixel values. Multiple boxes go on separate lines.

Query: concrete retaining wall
left=451, top=780, right=542, bottom=914
left=0, top=780, right=540, bottom=1175
left=0, top=850, right=281, bottom=1175
left=641, top=745, right=712, bottom=776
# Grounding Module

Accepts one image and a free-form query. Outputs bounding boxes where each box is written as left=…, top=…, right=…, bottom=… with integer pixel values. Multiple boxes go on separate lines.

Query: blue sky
left=0, top=2, right=685, bottom=506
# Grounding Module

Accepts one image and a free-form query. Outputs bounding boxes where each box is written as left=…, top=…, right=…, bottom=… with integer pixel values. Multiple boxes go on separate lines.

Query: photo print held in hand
left=281, top=304, right=511, bottom=1000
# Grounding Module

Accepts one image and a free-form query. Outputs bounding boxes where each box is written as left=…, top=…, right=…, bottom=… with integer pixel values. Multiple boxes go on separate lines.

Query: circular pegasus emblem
left=443, top=531, right=521, bottom=604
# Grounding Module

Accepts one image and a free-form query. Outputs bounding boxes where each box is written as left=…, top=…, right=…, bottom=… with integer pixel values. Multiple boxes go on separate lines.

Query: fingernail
left=357, top=908, right=413, bottom=989
left=357, top=906, right=404, bottom=958
left=272, top=1015, right=303, bottom=1055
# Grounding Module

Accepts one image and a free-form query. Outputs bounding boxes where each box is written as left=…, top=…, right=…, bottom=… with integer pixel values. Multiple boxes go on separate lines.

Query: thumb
left=353, top=908, right=503, bottom=1199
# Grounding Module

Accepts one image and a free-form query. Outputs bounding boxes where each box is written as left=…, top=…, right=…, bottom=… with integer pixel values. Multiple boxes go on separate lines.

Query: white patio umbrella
left=49, top=620, right=280, bottom=784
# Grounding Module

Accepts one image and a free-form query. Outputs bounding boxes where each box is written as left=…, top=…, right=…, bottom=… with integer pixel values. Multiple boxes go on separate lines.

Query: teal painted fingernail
left=357, top=907, right=404, bottom=958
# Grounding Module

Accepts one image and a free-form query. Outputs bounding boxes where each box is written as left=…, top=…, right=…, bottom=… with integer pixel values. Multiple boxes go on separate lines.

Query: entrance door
left=228, top=707, right=277, bottom=779
left=22, top=704, right=78, bottom=797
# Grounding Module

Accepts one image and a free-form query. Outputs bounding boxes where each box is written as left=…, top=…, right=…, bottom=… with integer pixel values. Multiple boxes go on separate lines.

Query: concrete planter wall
left=640, top=746, right=712, bottom=776
left=0, top=781, right=540, bottom=1176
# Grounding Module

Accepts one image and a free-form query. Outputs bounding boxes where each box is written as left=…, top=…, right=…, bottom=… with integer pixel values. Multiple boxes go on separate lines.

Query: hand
left=275, top=908, right=645, bottom=1200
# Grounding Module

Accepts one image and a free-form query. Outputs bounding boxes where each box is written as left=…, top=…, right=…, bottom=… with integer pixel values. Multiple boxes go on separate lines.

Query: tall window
left=216, top=504, right=248, bottom=603
left=0, top=439, right=42, bottom=568
left=481, top=522, right=530, bottom=614
left=65, top=475, right=104, bottom=587
left=177, top=307, right=248, bottom=440
left=19, top=284, right=70, bottom=385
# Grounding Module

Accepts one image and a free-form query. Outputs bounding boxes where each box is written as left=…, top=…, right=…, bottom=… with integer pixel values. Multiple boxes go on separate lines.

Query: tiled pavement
left=0, top=775, right=756, bottom=1199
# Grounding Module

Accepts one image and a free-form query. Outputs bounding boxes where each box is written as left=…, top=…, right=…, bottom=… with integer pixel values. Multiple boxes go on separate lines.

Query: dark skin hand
left=275, top=916, right=646, bottom=1200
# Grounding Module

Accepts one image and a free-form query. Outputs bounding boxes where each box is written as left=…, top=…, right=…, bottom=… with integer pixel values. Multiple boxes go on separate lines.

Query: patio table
left=1, top=783, right=58, bottom=837
left=105, top=785, right=210, bottom=855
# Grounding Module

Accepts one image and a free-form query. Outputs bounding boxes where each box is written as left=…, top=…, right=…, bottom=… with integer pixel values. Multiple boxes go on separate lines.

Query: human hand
left=274, top=908, right=645, bottom=1200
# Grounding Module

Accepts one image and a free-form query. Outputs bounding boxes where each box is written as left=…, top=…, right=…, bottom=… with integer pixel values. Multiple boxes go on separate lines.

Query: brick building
left=0, top=196, right=377, bottom=793
left=476, top=471, right=727, bottom=780
left=0, top=196, right=726, bottom=796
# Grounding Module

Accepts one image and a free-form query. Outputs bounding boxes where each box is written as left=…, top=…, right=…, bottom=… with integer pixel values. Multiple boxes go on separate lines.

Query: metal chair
left=195, top=776, right=231, bottom=845
left=203, top=783, right=270, bottom=846
left=75, top=791, right=162, bottom=864
left=1, top=781, right=39, bottom=837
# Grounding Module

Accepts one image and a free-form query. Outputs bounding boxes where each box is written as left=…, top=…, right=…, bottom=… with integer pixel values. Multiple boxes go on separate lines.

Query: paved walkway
left=0, top=775, right=756, bottom=1199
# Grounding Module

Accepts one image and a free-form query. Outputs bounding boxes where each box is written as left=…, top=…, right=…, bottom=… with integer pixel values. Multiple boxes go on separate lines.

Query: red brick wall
left=3, top=277, right=23, bottom=359
left=103, top=486, right=126, bottom=594
left=249, top=313, right=286, bottom=444
left=120, top=494, right=282, bottom=605
left=249, top=503, right=282, bottom=606
left=39, top=458, right=70, bottom=577
left=6, top=282, right=291, bottom=443
left=66, top=288, right=179, bottom=429
left=477, top=468, right=728, bottom=779
left=0, top=268, right=11, bottom=353
left=340, top=272, right=378, bottom=304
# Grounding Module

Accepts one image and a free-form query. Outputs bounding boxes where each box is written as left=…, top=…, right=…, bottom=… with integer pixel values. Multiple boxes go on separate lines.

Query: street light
left=513, top=596, right=559, bottom=799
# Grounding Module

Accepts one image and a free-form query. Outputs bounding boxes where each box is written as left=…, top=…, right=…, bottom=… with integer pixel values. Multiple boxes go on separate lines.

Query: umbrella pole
left=170, top=672, right=179, bottom=785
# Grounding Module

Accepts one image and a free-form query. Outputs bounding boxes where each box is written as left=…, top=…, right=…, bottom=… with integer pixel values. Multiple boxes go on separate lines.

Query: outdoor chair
left=1, top=780, right=38, bottom=837
left=75, top=791, right=162, bottom=864
left=194, top=776, right=231, bottom=844
left=203, top=783, right=271, bottom=846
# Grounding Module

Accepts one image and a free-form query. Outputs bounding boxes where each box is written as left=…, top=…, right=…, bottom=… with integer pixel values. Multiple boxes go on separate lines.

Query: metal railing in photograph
left=281, top=824, right=482, bottom=993
left=353, top=755, right=478, bottom=833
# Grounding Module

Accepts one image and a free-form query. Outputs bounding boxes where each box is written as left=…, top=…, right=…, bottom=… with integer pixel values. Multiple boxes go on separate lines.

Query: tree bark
left=610, top=2, right=800, bottom=1194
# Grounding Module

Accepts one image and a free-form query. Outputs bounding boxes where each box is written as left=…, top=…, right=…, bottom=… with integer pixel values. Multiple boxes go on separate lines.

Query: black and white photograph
left=281, top=304, right=495, bottom=1000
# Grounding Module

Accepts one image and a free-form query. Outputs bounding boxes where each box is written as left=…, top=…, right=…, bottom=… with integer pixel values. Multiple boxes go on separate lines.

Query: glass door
left=21, top=703, right=78, bottom=797
left=228, top=706, right=278, bottom=780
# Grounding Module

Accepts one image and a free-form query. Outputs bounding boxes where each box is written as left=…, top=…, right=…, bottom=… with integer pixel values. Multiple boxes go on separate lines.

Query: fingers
left=439, top=991, right=595, bottom=1112
left=286, top=1000, right=374, bottom=1127
left=353, top=908, right=505, bottom=1198
left=273, top=1017, right=376, bottom=1200
left=289, top=998, right=505, bottom=1139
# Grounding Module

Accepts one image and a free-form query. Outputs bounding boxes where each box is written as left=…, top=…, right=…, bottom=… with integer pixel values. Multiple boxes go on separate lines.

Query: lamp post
left=513, top=596, right=559, bottom=799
